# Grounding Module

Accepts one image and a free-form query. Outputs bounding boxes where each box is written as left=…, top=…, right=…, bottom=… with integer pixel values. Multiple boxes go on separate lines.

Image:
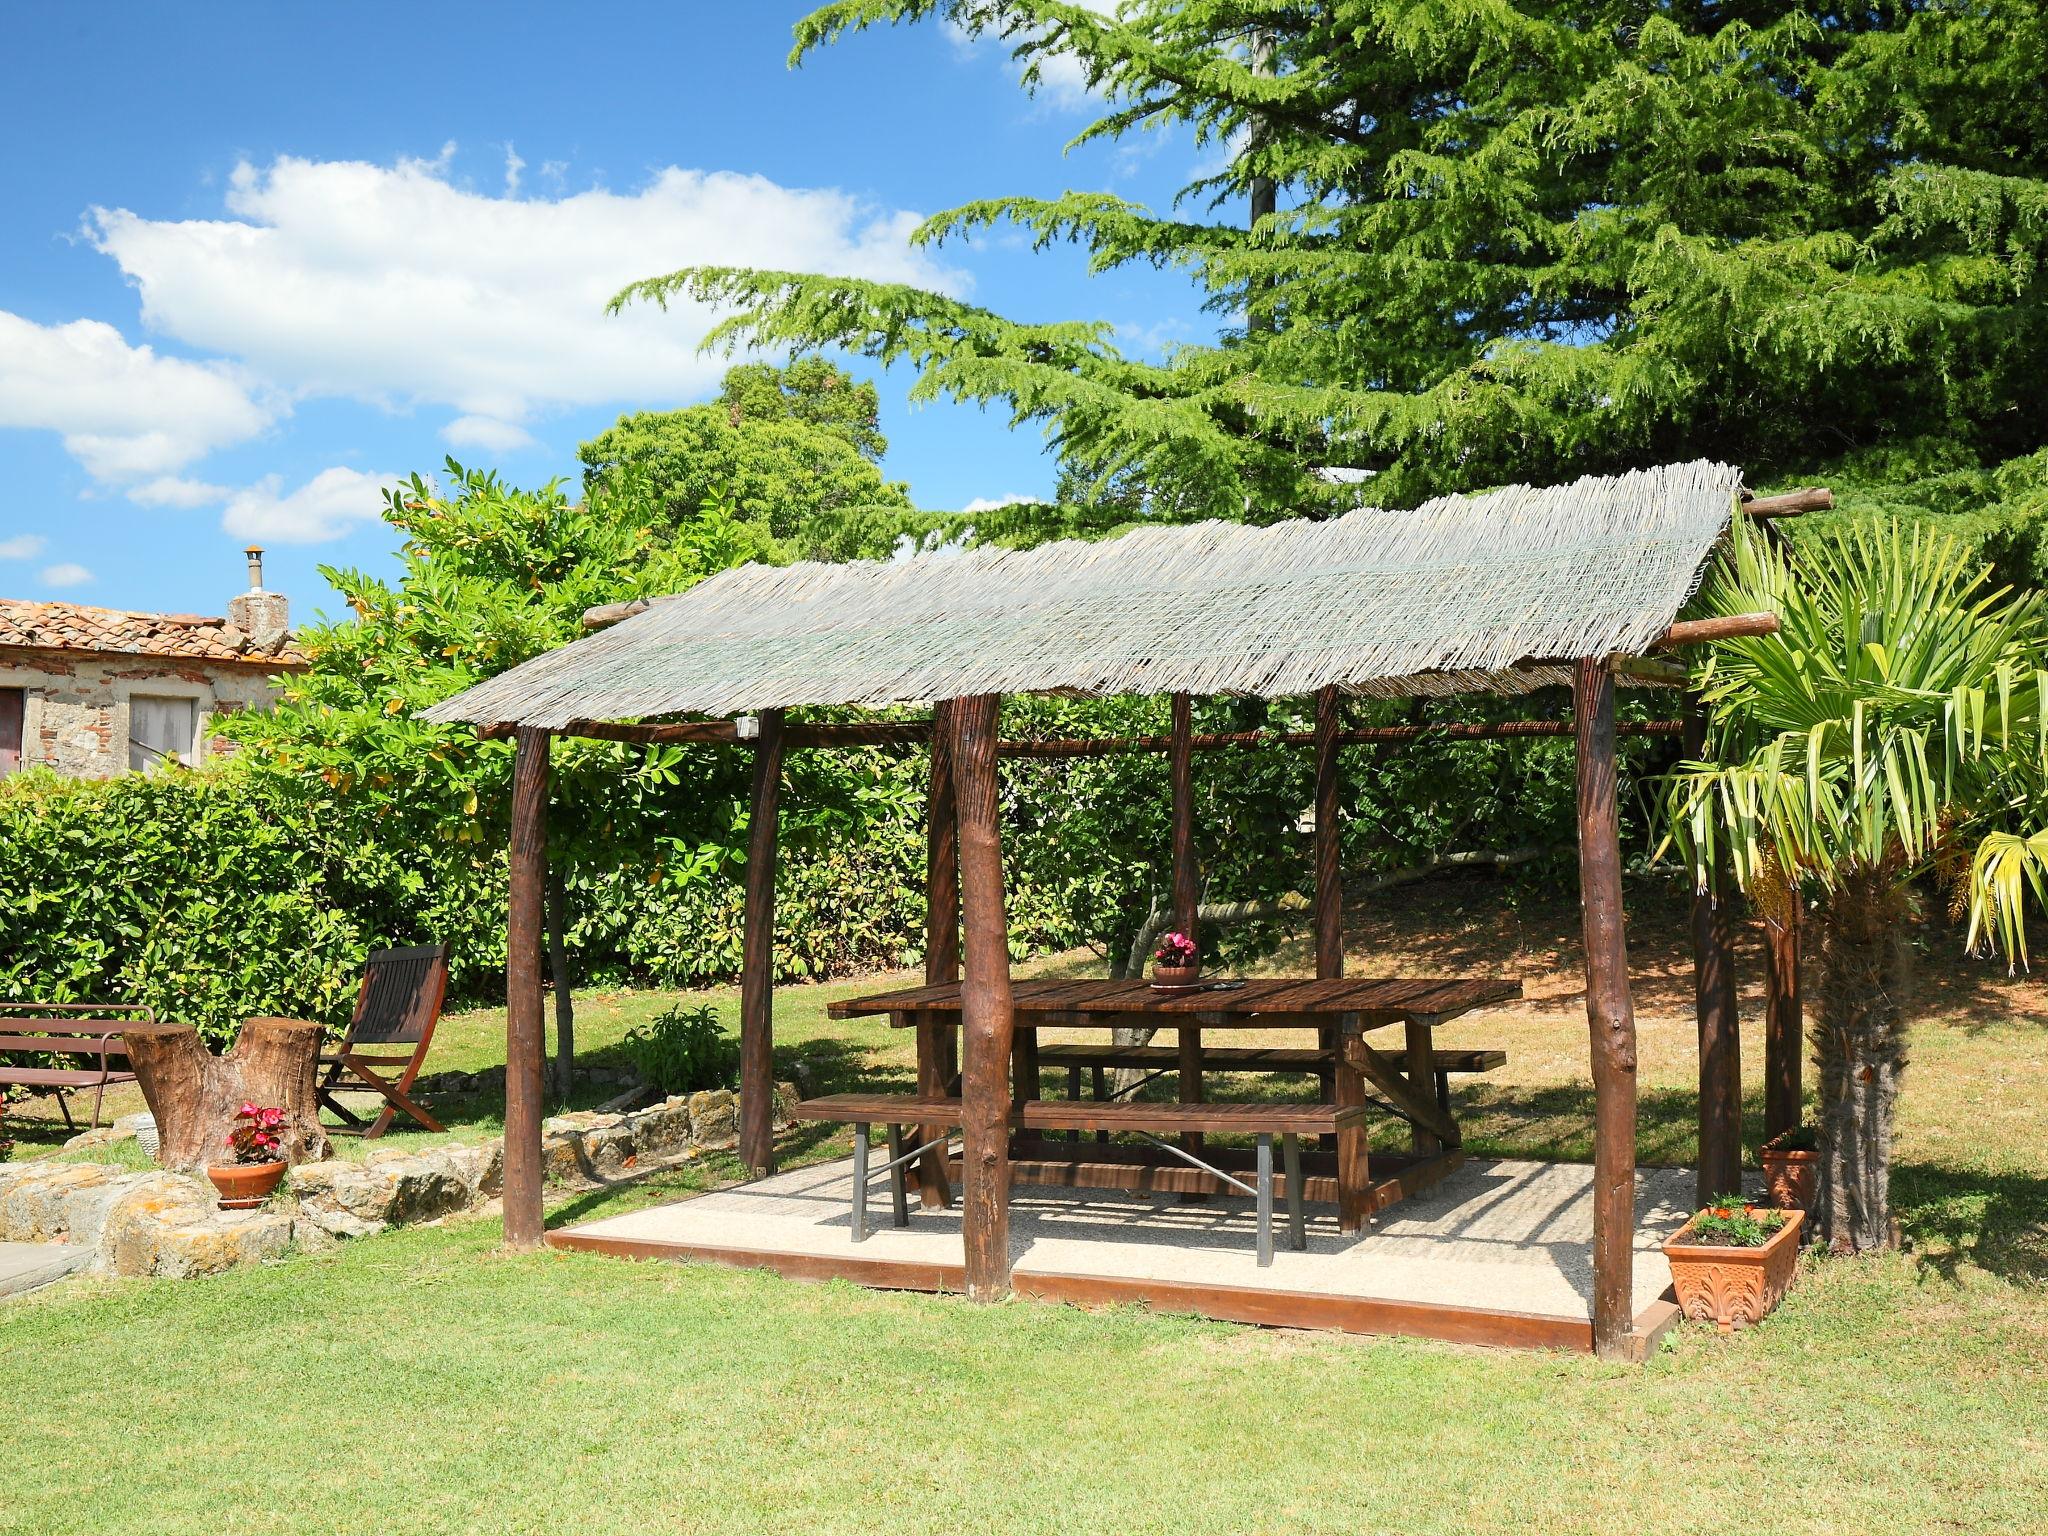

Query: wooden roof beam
left=1652, top=612, right=1780, bottom=650
left=1739, top=487, right=1833, bottom=519
left=581, top=598, right=654, bottom=630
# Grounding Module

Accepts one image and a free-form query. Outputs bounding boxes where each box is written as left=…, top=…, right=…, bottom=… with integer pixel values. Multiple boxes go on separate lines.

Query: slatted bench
left=1034, top=1042, right=1505, bottom=1116
left=794, top=1092, right=1368, bottom=1265
left=0, top=1004, right=152, bottom=1131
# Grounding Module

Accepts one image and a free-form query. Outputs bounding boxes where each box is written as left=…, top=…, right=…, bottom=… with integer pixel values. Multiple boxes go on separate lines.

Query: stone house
left=0, top=549, right=308, bottom=778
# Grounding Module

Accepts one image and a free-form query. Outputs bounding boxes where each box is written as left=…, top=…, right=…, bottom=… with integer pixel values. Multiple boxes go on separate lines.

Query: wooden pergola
left=428, top=465, right=1827, bottom=1360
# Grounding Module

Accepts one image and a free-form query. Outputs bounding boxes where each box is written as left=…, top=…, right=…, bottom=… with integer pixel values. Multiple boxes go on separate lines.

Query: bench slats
left=793, top=1094, right=963, bottom=1126
left=0, top=1066, right=139, bottom=1089
left=1018, top=1099, right=1362, bottom=1136
left=0, top=1034, right=129, bottom=1057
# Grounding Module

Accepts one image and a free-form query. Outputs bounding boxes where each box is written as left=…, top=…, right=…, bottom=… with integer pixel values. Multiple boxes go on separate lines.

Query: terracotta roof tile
left=0, top=598, right=309, bottom=666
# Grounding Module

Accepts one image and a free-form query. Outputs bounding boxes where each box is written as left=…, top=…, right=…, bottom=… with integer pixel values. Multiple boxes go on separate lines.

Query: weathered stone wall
left=0, top=1086, right=794, bottom=1279
left=2, top=648, right=290, bottom=777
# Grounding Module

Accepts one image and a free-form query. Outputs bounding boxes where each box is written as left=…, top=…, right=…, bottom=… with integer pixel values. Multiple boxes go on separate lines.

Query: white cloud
left=0, top=535, right=47, bottom=560
left=962, top=492, right=1042, bottom=513
left=127, top=475, right=231, bottom=509
left=442, top=414, right=536, bottom=453
left=946, top=1, right=1120, bottom=111
left=87, top=151, right=965, bottom=441
left=220, top=466, right=400, bottom=544
left=0, top=310, right=274, bottom=482
left=41, top=562, right=93, bottom=588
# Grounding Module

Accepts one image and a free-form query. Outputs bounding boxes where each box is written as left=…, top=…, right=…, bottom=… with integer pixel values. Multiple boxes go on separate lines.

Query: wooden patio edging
left=541, top=1225, right=1683, bottom=1359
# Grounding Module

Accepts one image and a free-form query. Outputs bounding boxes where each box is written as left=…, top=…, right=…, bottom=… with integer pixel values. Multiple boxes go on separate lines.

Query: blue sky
left=1, top=3, right=1216, bottom=623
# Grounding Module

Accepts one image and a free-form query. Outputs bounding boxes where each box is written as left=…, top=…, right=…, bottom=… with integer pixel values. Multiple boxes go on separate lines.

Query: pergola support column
left=1170, top=692, right=1204, bottom=1179
left=738, top=708, right=785, bottom=1177
left=504, top=725, right=551, bottom=1250
left=1685, top=694, right=1742, bottom=1202
left=918, top=698, right=960, bottom=1207
left=952, top=693, right=1016, bottom=1301
left=1316, top=686, right=1369, bottom=1223
left=1574, top=660, right=1639, bottom=1361
left=1763, top=902, right=1803, bottom=1140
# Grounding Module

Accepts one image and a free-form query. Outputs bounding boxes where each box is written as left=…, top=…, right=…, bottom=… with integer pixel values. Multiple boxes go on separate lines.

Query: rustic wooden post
left=738, top=709, right=785, bottom=1177
left=544, top=866, right=574, bottom=1099
left=504, top=724, right=551, bottom=1251
left=1574, top=659, right=1639, bottom=1360
left=1317, top=686, right=1369, bottom=1214
left=1312, top=686, right=1344, bottom=981
left=1763, top=901, right=1803, bottom=1140
left=1685, top=695, right=1742, bottom=1201
left=951, top=693, right=1015, bottom=1300
left=910, top=699, right=961, bottom=1206
left=1169, top=692, right=1205, bottom=1176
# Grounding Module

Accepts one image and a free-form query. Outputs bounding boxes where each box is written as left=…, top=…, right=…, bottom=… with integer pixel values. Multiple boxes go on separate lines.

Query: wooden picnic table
left=829, top=975, right=1519, bottom=1027
left=830, top=975, right=1521, bottom=1228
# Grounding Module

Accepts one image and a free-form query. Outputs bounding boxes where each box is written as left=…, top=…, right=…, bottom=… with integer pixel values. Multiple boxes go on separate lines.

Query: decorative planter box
left=1761, top=1145, right=1818, bottom=1212
left=1663, top=1207, right=1804, bottom=1333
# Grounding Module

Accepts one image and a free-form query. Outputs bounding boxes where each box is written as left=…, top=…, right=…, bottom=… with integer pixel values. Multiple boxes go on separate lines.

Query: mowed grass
left=3, top=878, right=2045, bottom=1535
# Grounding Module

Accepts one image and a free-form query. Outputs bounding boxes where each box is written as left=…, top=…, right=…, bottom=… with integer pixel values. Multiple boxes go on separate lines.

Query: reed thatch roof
left=425, top=460, right=1744, bottom=728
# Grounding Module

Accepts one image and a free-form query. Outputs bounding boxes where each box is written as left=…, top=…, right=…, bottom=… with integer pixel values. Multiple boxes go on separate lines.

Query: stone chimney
left=227, top=545, right=290, bottom=652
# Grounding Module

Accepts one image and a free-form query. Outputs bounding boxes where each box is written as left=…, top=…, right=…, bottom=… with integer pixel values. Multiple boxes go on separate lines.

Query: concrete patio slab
left=0, top=1240, right=90, bottom=1298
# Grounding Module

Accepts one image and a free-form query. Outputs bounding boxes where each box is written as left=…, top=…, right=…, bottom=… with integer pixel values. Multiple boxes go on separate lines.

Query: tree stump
left=122, top=1017, right=330, bottom=1173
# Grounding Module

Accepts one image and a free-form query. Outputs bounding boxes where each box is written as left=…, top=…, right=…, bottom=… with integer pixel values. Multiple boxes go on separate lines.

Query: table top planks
left=828, top=975, right=1520, bottom=1025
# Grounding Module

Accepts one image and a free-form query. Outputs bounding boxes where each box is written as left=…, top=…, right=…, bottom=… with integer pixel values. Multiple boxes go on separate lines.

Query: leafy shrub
left=621, top=1004, right=740, bottom=1096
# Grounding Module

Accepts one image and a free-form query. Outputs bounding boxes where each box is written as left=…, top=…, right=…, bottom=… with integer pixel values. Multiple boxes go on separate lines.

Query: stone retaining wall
left=0, top=1085, right=793, bottom=1280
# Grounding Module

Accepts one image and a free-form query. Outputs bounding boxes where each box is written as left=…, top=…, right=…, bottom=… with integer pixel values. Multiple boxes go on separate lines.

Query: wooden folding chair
left=316, top=943, right=450, bottom=1139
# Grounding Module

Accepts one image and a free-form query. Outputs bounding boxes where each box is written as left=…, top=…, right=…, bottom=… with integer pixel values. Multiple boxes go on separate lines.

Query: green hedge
left=0, top=760, right=996, bottom=1044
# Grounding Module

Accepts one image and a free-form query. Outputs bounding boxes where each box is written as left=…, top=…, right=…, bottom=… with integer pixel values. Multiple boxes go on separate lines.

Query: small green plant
left=621, top=1004, right=740, bottom=1096
left=1764, top=1125, right=1818, bottom=1153
left=1688, top=1202, right=1791, bottom=1248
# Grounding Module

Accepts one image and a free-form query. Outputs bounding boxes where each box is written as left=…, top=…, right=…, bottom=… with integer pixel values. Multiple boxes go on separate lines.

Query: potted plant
left=1663, top=1199, right=1805, bottom=1333
left=1150, top=930, right=1200, bottom=988
left=206, top=1103, right=289, bottom=1210
left=1760, top=1125, right=1819, bottom=1212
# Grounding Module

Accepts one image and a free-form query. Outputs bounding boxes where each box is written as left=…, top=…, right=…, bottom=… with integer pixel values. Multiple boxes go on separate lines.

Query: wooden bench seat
left=793, top=1091, right=1353, bottom=1264
left=0, top=1012, right=147, bottom=1131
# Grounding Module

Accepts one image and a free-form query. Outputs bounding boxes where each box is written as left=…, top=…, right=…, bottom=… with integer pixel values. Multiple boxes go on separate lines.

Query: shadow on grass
left=1896, top=1162, right=2048, bottom=1287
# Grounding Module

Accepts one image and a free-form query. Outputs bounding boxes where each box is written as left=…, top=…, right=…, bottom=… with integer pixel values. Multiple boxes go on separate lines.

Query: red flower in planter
left=225, top=1104, right=289, bottom=1165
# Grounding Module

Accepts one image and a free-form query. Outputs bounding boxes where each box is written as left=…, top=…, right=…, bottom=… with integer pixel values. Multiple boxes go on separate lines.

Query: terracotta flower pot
left=1663, top=1206, right=1804, bottom=1333
left=1150, top=961, right=1200, bottom=989
left=1761, top=1145, right=1819, bottom=1212
left=207, top=1159, right=287, bottom=1210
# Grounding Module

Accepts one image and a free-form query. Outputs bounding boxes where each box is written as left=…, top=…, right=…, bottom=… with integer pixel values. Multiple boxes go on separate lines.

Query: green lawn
left=3, top=885, right=2044, bottom=1535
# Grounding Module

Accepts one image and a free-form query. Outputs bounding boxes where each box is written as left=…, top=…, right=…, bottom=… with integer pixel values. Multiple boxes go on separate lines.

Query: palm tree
left=1664, top=517, right=2048, bottom=1253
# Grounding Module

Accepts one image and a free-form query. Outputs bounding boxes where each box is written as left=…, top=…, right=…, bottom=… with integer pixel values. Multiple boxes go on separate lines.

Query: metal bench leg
left=1256, top=1134, right=1275, bottom=1267
left=1283, top=1133, right=1306, bottom=1251
left=886, top=1125, right=910, bottom=1228
left=850, top=1123, right=870, bottom=1243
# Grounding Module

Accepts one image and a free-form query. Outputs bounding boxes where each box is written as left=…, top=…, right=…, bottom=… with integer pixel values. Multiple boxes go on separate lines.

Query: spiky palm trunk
left=1810, top=866, right=1911, bottom=1253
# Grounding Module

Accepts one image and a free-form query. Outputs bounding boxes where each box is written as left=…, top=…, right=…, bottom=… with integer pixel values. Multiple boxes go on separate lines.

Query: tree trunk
left=1812, top=868, right=1911, bottom=1253
left=121, top=1017, right=329, bottom=1174
left=545, top=866, right=574, bottom=1099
